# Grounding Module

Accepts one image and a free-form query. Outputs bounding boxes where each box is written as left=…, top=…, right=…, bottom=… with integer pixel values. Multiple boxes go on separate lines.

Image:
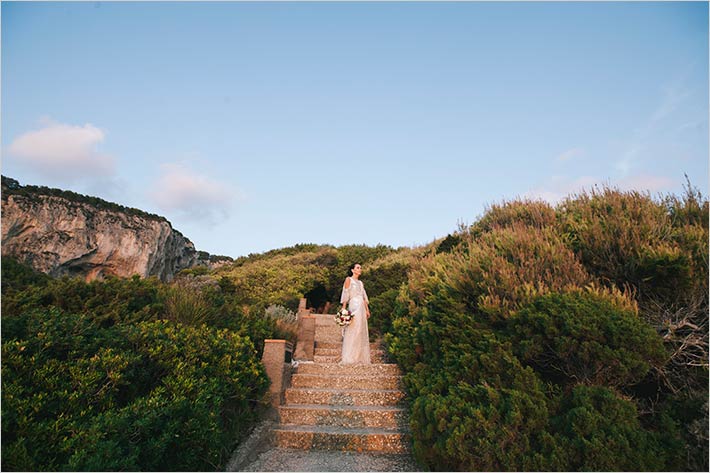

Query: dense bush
left=4, top=181, right=706, bottom=471
left=216, top=242, right=410, bottom=316
left=549, top=385, right=682, bottom=471
left=406, top=332, right=553, bottom=471
left=2, top=309, right=269, bottom=471
left=555, top=187, right=699, bottom=303
left=470, top=198, right=557, bottom=236
left=216, top=246, right=335, bottom=310
left=263, top=304, right=298, bottom=344
left=1, top=258, right=290, bottom=471
left=386, top=188, right=706, bottom=471
left=2, top=271, right=165, bottom=328
left=509, top=290, right=667, bottom=387
left=402, top=223, right=595, bottom=328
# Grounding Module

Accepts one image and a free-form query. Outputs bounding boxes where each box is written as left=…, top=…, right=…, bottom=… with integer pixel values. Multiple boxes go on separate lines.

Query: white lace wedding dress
left=339, top=276, right=371, bottom=364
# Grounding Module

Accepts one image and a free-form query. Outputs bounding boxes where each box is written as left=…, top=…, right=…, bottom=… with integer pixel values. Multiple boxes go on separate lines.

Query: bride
left=339, top=263, right=371, bottom=364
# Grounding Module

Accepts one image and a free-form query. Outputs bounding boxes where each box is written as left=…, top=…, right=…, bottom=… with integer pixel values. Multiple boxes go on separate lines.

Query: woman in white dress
left=339, top=263, right=371, bottom=364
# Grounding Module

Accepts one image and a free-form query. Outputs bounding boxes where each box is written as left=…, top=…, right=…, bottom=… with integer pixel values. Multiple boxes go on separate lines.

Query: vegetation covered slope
left=1, top=260, right=282, bottom=471
left=386, top=184, right=708, bottom=471
left=2, top=182, right=706, bottom=471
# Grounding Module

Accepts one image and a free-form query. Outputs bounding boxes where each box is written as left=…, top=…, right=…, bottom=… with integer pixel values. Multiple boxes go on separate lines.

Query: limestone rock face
left=1, top=178, right=214, bottom=281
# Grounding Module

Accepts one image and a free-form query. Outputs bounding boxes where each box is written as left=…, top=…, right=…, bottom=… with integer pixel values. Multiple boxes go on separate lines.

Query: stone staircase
left=273, top=313, right=411, bottom=453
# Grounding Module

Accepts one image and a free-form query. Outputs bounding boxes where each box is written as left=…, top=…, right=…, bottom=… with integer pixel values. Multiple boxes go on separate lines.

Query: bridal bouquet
left=334, top=308, right=353, bottom=326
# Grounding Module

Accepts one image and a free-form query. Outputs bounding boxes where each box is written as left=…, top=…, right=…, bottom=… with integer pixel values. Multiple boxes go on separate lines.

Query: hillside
left=1, top=181, right=707, bottom=471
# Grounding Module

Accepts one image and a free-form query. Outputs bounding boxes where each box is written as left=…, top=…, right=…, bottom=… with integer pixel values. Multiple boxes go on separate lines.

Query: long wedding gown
left=339, top=276, right=371, bottom=364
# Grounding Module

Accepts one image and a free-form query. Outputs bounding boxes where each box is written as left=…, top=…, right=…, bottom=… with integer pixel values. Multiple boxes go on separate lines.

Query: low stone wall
left=261, top=339, right=293, bottom=407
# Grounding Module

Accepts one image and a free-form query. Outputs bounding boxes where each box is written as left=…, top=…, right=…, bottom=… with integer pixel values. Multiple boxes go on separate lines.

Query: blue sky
left=2, top=1, right=708, bottom=258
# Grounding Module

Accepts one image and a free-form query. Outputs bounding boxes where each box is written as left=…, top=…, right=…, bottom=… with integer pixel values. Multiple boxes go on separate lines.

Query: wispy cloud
left=616, top=74, right=694, bottom=175
left=7, top=120, right=115, bottom=181
left=616, top=174, right=676, bottom=193
left=556, top=147, right=585, bottom=162
left=149, top=163, right=236, bottom=224
left=525, top=175, right=599, bottom=204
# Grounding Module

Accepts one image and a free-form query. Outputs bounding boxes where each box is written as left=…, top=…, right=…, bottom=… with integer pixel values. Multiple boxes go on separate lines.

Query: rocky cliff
left=1, top=176, right=228, bottom=281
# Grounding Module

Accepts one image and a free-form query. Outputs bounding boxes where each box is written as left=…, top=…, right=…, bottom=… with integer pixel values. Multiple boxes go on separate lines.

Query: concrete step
left=316, top=321, right=344, bottom=335
left=315, top=347, right=385, bottom=357
left=291, top=373, right=402, bottom=390
left=314, top=353, right=387, bottom=364
left=314, top=328, right=344, bottom=343
left=278, top=404, right=408, bottom=429
left=273, top=425, right=411, bottom=453
left=285, top=388, right=405, bottom=406
left=316, top=341, right=383, bottom=351
left=296, top=363, right=401, bottom=377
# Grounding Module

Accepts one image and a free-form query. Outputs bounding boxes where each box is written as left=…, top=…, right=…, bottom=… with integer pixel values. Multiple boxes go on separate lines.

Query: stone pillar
left=294, top=315, right=315, bottom=361
left=262, top=339, right=293, bottom=407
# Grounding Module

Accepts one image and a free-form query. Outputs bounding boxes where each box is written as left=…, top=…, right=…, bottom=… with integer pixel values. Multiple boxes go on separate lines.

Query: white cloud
left=556, top=147, right=584, bottom=162
left=8, top=121, right=115, bottom=180
left=150, top=163, right=236, bottom=224
left=525, top=175, right=599, bottom=204
left=616, top=75, right=694, bottom=176
left=616, top=174, right=676, bottom=193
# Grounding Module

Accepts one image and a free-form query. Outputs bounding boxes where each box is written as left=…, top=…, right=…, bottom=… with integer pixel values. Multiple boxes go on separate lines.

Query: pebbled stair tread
left=280, top=404, right=405, bottom=412
left=293, top=373, right=401, bottom=380
left=287, top=387, right=402, bottom=394
left=275, top=425, right=407, bottom=435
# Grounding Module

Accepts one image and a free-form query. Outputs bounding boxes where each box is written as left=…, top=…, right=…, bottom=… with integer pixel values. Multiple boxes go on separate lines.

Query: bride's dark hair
left=347, top=263, right=361, bottom=277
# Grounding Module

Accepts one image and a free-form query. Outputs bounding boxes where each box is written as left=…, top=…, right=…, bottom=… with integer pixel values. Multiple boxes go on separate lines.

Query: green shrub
left=435, top=233, right=462, bottom=254
left=406, top=333, right=552, bottom=471
left=1, top=310, right=268, bottom=471
left=264, top=304, right=298, bottom=344
left=510, top=290, right=667, bottom=387
left=1, top=274, right=164, bottom=328
left=550, top=385, right=680, bottom=471
left=471, top=198, right=557, bottom=236
left=368, top=288, right=399, bottom=338
left=400, top=223, right=594, bottom=329
left=556, top=187, right=694, bottom=303
left=1, top=256, right=51, bottom=294
left=385, top=188, right=701, bottom=471
left=161, top=282, right=217, bottom=327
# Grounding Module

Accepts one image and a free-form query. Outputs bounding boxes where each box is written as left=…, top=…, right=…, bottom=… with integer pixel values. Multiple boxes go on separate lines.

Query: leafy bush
left=549, top=385, right=681, bottom=471
left=216, top=243, right=409, bottom=314
left=470, top=198, right=557, bottom=236
left=2, top=273, right=165, bottom=328
left=386, top=187, right=704, bottom=471
left=510, top=290, right=667, bottom=387
left=216, top=247, right=334, bottom=310
left=406, top=333, right=553, bottom=471
left=162, top=281, right=217, bottom=326
left=1, top=310, right=268, bottom=471
left=367, top=288, right=399, bottom=338
left=1, top=256, right=51, bottom=294
left=556, top=187, right=694, bottom=302
left=435, top=233, right=462, bottom=254
left=264, top=304, right=298, bottom=344
left=401, top=223, right=594, bottom=329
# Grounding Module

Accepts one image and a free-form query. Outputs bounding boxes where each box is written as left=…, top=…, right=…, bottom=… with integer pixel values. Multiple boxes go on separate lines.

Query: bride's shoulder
left=344, top=276, right=351, bottom=288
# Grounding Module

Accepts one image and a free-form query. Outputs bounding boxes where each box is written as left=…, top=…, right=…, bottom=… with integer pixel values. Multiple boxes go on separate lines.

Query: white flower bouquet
left=334, top=308, right=353, bottom=326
